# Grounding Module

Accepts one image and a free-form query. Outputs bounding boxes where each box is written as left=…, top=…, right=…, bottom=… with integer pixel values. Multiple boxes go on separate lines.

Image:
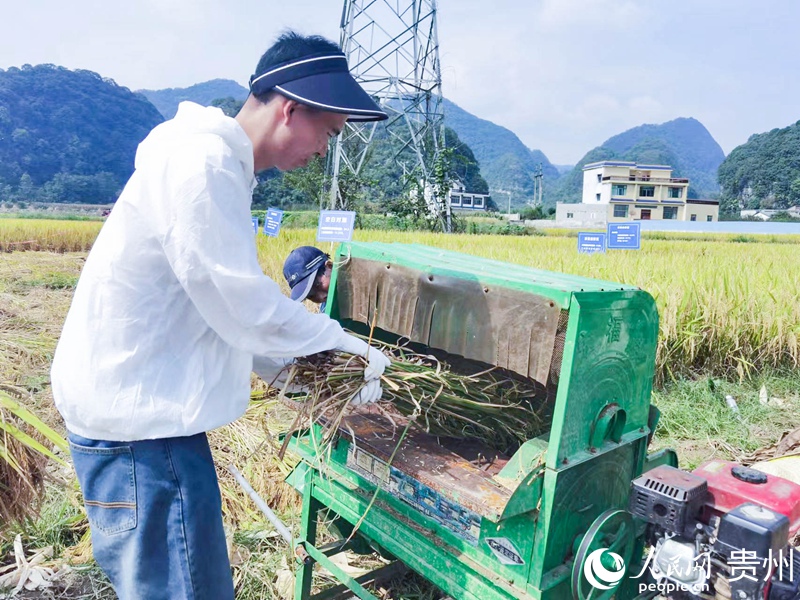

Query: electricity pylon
left=328, top=0, right=450, bottom=230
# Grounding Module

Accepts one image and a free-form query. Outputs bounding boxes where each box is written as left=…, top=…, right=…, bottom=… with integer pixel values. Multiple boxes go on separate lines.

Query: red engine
left=629, top=461, right=800, bottom=599
left=695, top=460, right=800, bottom=538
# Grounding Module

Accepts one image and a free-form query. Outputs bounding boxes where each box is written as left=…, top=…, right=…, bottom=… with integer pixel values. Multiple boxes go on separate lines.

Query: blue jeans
left=68, top=432, right=234, bottom=600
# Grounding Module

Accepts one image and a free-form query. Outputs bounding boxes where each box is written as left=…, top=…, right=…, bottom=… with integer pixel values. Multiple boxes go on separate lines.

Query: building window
left=597, top=174, right=602, bottom=183
left=612, top=184, right=627, bottom=196
left=474, top=197, right=484, bottom=208
left=462, top=195, right=473, bottom=207
left=668, top=187, right=683, bottom=199
left=663, top=206, right=678, bottom=220
left=596, top=193, right=601, bottom=202
left=690, top=214, right=697, bottom=221
left=613, top=205, right=628, bottom=218
left=451, top=195, right=461, bottom=206
left=707, top=215, right=713, bottom=222
left=567, top=212, right=574, bottom=219
left=639, top=185, right=655, bottom=197
left=640, top=209, right=652, bottom=220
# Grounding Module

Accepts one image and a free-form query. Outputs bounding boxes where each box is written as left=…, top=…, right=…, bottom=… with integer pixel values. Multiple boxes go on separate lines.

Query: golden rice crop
left=3, top=218, right=798, bottom=382
left=269, top=230, right=800, bottom=383
left=0, top=218, right=100, bottom=253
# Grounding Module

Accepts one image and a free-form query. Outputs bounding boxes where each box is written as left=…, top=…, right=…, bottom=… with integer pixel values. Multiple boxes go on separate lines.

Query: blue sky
left=1, top=0, right=797, bottom=164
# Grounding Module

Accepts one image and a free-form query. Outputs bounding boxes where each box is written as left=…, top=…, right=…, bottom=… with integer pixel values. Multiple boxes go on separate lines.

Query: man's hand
left=363, top=345, right=391, bottom=381
left=350, top=379, right=383, bottom=406
left=336, top=333, right=391, bottom=381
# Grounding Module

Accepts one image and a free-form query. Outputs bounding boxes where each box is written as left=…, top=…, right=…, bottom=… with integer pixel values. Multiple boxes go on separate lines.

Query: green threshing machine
left=279, top=242, right=800, bottom=600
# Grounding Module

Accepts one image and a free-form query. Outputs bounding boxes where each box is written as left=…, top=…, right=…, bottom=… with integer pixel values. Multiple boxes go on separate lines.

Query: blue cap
left=283, top=246, right=329, bottom=302
left=249, top=52, right=387, bottom=123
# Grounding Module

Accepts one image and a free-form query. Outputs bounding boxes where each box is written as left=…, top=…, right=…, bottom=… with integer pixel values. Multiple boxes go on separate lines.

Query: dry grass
left=0, top=397, right=48, bottom=526
left=284, top=343, right=546, bottom=455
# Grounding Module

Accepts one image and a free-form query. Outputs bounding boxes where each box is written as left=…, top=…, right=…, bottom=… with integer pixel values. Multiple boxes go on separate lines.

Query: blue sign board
left=251, top=217, right=259, bottom=234
left=607, top=222, right=641, bottom=250
left=317, top=210, right=356, bottom=242
left=577, top=232, right=606, bottom=254
left=263, top=208, right=284, bottom=237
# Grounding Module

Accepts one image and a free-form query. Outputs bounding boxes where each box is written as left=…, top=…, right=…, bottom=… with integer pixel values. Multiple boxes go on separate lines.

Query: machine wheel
left=571, top=509, right=636, bottom=600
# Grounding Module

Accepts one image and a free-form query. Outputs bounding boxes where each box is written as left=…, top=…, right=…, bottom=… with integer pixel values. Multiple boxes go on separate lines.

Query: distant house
left=741, top=206, right=800, bottom=220
left=556, top=161, right=719, bottom=226
left=449, top=181, right=490, bottom=211
left=740, top=209, right=773, bottom=221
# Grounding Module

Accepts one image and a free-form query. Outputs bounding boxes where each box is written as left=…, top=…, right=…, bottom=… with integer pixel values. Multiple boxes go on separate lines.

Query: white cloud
left=537, top=0, right=648, bottom=29
left=1, top=0, right=798, bottom=162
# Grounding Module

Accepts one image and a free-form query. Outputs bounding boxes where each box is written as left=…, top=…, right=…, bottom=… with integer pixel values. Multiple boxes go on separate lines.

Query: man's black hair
left=252, top=31, right=341, bottom=103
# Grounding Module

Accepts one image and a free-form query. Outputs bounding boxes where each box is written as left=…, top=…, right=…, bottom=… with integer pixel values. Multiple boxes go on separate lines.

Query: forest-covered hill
left=718, top=120, right=800, bottom=214
left=442, top=99, right=559, bottom=206
left=552, top=117, right=725, bottom=204
left=138, top=79, right=248, bottom=119
left=0, top=64, right=164, bottom=204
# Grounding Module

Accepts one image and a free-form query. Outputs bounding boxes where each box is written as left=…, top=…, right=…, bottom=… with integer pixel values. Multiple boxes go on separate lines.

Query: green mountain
left=553, top=117, right=725, bottom=204
left=138, top=79, right=249, bottom=119
left=717, top=120, right=800, bottom=213
left=135, top=81, right=556, bottom=206
left=442, top=98, right=559, bottom=205
left=0, top=64, right=164, bottom=203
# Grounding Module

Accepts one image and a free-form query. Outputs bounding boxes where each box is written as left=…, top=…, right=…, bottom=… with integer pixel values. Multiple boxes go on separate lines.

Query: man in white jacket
left=50, top=32, right=389, bottom=600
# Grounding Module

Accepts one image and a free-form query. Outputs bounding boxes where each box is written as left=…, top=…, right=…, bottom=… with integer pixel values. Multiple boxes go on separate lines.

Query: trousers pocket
left=69, top=441, right=137, bottom=535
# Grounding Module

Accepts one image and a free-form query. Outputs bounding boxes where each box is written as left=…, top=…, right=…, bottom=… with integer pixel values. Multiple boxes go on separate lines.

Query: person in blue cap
left=51, top=31, right=389, bottom=600
left=283, top=246, right=333, bottom=310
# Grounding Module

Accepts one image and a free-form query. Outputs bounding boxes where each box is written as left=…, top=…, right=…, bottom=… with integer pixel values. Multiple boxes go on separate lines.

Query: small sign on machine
left=577, top=232, right=606, bottom=254
left=317, top=210, right=356, bottom=242
left=263, top=208, right=284, bottom=237
left=607, top=222, right=641, bottom=250
left=485, top=537, right=525, bottom=565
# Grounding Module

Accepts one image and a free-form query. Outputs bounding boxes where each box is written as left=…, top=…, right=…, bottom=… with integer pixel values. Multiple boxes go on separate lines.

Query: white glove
left=336, top=334, right=391, bottom=381
left=350, top=379, right=383, bottom=407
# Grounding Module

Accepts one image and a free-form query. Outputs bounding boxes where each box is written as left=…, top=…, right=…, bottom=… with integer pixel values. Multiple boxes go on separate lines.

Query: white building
left=556, top=161, right=719, bottom=226
left=449, top=181, right=490, bottom=211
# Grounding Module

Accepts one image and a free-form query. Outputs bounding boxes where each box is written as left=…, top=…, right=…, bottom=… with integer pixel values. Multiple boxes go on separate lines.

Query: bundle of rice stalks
left=0, top=390, right=68, bottom=528
left=277, top=337, right=547, bottom=455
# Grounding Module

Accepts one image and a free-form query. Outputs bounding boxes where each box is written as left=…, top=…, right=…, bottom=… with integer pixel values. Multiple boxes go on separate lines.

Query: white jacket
left=51, top=102, right=354, bottom=441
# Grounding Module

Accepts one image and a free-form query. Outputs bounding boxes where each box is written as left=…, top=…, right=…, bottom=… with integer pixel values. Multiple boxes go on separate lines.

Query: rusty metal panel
left=335, top=259, right=561, bottom=385
left=338, top=409, right=513, bottom=520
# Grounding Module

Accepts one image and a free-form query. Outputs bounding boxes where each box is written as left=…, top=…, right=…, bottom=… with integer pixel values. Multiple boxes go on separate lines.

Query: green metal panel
left=287, top=431, right=534, bottom=600
left=545, top=290, right=658, bottom=468
left=286, top=242, right=663, bottom=600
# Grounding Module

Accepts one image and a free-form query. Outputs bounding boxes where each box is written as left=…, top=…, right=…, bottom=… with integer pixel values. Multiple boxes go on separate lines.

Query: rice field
left=1, top=218, right=799, bottom=598
left=2, top=218, right=799, bottom=382
left=264, top=229, right=800, bottom=382
left=0, top=218, right=100, bottom=253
